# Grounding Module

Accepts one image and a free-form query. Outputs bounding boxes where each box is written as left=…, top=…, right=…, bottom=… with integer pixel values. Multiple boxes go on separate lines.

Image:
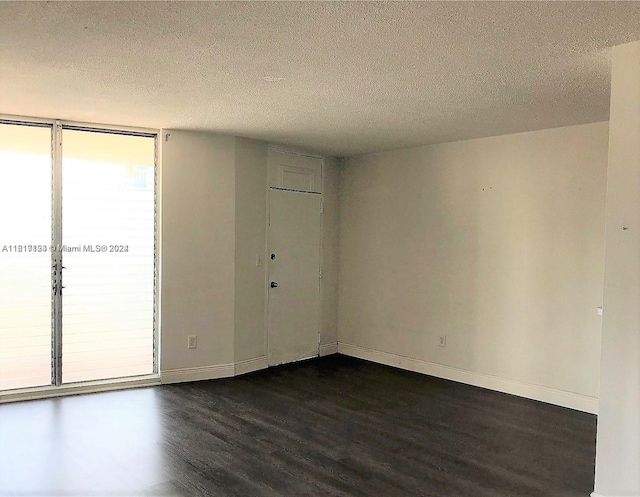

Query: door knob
left=270, top=281, right=278, bottom=288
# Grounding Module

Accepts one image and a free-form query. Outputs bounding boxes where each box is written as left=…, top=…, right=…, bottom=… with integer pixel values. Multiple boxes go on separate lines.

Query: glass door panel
left=61, top=130, right=155, bottom=383
left=0, top=123, right=53, bottom=390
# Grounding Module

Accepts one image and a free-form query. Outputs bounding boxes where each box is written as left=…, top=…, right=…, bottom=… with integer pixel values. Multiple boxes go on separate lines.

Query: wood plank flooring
left=0, top=355, right=597, bottom=496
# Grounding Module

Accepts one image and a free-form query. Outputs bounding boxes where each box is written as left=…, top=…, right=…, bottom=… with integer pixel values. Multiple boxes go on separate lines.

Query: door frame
left=263, top=147, right=325, bottom=366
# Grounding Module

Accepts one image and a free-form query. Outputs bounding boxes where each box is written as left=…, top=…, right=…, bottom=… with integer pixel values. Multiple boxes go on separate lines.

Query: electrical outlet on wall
left=439, top=335, right=447, bottom=347
left=188, top=335, right=197, bottom=349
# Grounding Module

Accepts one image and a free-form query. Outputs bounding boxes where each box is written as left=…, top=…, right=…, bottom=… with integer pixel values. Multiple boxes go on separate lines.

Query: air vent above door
left=267, top=150, right=322, bottom=193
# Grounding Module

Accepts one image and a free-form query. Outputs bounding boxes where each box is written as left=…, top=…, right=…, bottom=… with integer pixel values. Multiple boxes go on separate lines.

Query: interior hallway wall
left=234, top=138, right=268, bottom=365
left=593, top=40, right=640, bottom=497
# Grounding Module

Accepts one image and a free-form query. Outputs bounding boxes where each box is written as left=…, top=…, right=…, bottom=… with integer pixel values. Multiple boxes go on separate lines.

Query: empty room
left=0, top=2, right=639, bottom=497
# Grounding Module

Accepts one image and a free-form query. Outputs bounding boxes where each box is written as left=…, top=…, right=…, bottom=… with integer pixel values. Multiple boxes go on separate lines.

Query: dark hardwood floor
left=0, top=355, right=596, bottom=496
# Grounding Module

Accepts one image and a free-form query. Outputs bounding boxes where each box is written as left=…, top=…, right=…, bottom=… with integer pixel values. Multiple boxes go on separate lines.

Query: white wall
left=593, top=40, right=640, bottom=497
left=320, top=157, right=341, bottom=350
left=234, top=138, right=268, bottom=364
left=161, top=131, right=236, bottom=371
left=338, top=122, right=608, bottom=411
left=160, top=131, right=340, bottom=377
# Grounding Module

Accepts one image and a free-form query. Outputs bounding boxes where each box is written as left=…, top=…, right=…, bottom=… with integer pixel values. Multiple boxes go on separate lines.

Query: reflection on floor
left=0, top=355, right=596, bottom=496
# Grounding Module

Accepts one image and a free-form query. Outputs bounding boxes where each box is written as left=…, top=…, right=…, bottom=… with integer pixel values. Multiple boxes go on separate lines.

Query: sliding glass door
left=0, top=123, right=53, bottom=390
left=0, top=120, right=157, bottom=391
left=61, top=129, right=156, bottom=384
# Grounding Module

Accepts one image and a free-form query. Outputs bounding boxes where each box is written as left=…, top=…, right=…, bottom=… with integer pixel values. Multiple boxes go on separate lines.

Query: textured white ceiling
left=1, top=1, right=640, bottom=157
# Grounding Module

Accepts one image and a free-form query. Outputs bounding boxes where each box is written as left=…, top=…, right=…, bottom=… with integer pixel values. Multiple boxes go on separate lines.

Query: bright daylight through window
left=0, top=121, right=157, bottom=391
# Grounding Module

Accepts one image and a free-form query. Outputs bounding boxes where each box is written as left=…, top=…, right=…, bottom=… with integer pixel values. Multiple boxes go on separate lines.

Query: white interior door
left=267, top=188, right=321, bottom=366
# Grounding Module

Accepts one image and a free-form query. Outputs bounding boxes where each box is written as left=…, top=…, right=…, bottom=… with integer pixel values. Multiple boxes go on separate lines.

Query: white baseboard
left=161, top=363, right=234, bottom=384
left=591, top=492, right=640, bottom=497
left=319, top=342, right=338, bottom=356
left=161, top=356, right=270, bottom=383
left=338, top=343, right=599, bottom=414
left=234, top=356, right=269, bottom=376
left=591, top=493, right=640, bottom=497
